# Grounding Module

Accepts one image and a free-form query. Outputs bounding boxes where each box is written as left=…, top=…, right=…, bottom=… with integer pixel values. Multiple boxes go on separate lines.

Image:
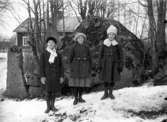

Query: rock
left=29, top=86, right=42, bottom=98
left=69, top=114, right=80, bottom=121
left=164, top=64, right=167, bottom=75
left=4, top=50, right=28, bottom=99
left=161, top=119, right=167, bottom=122
left=0, top=98, right=4, bottom=102
left=41, top=120, right=48, bottom=122
left=142, top=81, right=154, bottom=87
left=25, top=72, right=41, bottom=87
left=76, top=16, right=144, bottom=64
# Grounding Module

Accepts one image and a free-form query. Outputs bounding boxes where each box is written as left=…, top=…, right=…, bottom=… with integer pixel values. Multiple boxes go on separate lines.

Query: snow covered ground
left=0, top=86, right=167, bottom=122
left=1, top=52, right=167, bottom=122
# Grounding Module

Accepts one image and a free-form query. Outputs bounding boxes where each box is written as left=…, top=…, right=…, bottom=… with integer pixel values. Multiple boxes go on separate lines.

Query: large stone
left=114, top=67, right=133, bottom=89
left=25, top=72, right=41, bottom=87
left=29, top=86, right=43, bottom=98
left=4, top=50, right=28, bottom=98
left=164, top=64, right=167, bottom=75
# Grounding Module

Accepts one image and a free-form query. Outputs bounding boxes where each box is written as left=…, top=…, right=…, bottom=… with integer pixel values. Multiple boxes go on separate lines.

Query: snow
left=1, top=86, right=167, bottom=122
left=1, top=52, right=167, bottom=122
left=0, top=99, right=47, bottom=122
left=0, top=52, right=7, bottom=90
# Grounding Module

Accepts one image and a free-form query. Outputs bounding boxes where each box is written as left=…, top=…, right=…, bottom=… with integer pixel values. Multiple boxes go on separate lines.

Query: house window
left=22, top=36, right=29, bottom=46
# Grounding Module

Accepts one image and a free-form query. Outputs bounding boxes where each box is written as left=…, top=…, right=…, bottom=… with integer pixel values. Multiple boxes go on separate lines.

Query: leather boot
left=109, top=87, right=115, bottom=99
left=45, top=100, right=51, bottom=113
left=78, top=97, right=86, bottom=103
left=78, top=88, right=86, bottom=103
left=50, top=97, right=57, bottom=112
left=101, top=88, right=108, bottom=100
left=73, top=88, right=79, bottom=105
left=73, top=97, right=78, bottom=105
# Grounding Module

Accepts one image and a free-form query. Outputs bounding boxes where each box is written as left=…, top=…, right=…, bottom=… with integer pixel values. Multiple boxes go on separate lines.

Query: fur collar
left=103, top=39, right=118, bottom=47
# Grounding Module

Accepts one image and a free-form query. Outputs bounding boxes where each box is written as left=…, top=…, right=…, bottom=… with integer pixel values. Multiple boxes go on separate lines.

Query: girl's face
left=77, top=36, right=84, bottom=44
left=47, top=40, right=56, bottom=49
left=108, top=32, right=116, bottom=41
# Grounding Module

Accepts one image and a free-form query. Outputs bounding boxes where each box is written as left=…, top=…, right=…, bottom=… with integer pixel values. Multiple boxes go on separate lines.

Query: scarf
left=103, top=39, right=118, bottom=47
left=46, top=47, right=57, bottom=64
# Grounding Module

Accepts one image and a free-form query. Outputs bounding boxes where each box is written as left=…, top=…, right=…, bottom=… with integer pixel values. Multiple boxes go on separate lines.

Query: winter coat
left=98, top=40, right=123, bottom=83
left=40, top=50, right=64, bottom=93
left=69, top=43, right=92, bottom=87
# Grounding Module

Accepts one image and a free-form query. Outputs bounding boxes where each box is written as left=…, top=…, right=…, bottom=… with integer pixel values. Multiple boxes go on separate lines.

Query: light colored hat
left=73, top=32, right=87, bottom=41
left=107, top=25, right=118, bottom=35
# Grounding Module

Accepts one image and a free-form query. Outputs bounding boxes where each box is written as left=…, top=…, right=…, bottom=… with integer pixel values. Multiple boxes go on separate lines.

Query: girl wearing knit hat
left=69, top=32, right=92, bottom=105
left=98, top=25, right=123, bottom=100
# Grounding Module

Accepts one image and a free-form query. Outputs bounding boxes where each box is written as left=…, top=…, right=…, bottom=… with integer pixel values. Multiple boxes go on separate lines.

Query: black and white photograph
left=1, top=0, right=167, bottom=121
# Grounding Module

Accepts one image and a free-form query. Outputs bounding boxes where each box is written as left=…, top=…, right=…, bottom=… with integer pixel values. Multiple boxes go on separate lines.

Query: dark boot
left=101, top=88, right=108, bottom=100
left=50, top=97, right=57, bottom=112
left=78, top=88, right=86, bottom=103
left=73, top=88, right=79, bottom=105
left=109, top=87, right=115, bottom=99
left=73, top=97, right=78, bottom=105
left=45, top=100, right=51, bottom=113
left=78, top=97, right=86, bottom=103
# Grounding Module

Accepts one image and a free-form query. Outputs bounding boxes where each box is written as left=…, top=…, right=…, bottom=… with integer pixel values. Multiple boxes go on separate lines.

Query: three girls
left=40, top=24, right=123, bottom=112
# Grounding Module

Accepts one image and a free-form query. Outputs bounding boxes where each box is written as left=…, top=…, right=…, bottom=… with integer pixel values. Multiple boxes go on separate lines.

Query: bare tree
left=22, top=0, right=41, bottom=65
left=139, top=0, right=167, bottom=72
left=0, top=0, right=11, bottom=23
left=68, top=0, right=115, bottom=20
left=21, top=0, right=64, bottom=65
left=48, top=0, right=63, bottom=36
left=0, top=0, right=10, bottom=12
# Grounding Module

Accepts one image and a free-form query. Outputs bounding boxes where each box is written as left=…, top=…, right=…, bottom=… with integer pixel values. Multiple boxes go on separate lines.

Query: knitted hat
left=107, top=25, right=118, bottom=35
left=73, top=32, right=87, bottom=41
left=46, top=37, right=57, bottom=44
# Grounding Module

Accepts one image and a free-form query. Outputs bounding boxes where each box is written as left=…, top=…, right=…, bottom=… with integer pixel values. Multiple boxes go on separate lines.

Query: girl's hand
left=60, top=77, right=64, bottom=84
left=41, top=77, right=46, bottom=84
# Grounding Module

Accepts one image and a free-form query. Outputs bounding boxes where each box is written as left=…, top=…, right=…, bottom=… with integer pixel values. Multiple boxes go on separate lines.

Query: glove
left=41, top=77, right=46, bottom=84
left=60, top=77, right=64, bottom=84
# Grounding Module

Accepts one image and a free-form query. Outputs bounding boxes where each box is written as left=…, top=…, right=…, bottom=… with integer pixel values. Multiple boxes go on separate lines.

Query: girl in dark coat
left=40, top=37, right=64, bottom=113
left=69, top=33, right=92, bottom=105
left=98, top=25, right=123, bottom=100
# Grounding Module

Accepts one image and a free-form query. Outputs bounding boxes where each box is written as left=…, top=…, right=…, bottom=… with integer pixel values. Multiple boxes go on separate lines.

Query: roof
left=13, top=18, right=35, bottom=33
left=13, top=17, right=80, bottom=33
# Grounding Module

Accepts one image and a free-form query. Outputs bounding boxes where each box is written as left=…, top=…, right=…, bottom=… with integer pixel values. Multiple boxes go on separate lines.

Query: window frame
left=22, top=36, right=29, bottom=47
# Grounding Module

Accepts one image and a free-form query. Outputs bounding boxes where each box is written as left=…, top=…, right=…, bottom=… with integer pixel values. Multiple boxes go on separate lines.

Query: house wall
left=17, top=32, right=23, bottom=46
left=16, top=32, right=30, bottom=47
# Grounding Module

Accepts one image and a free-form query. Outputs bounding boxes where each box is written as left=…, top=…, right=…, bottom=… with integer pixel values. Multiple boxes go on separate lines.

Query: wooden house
left=13, top=16, right=80, bottom=48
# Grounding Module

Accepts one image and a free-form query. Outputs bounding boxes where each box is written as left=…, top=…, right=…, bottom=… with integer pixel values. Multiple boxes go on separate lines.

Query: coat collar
left=103, top=39, right=118, bottom=47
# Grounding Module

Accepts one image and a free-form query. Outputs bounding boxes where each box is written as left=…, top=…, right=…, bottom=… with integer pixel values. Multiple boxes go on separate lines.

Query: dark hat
left=46, top=37, right=57, bottom=44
